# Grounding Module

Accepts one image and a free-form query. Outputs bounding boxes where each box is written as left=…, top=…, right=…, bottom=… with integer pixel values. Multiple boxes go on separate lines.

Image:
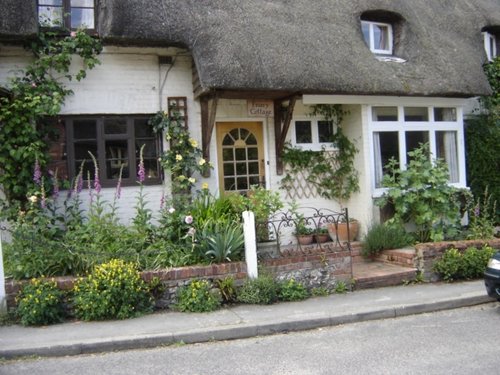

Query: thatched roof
left=1, top=0, right=499, bottom=97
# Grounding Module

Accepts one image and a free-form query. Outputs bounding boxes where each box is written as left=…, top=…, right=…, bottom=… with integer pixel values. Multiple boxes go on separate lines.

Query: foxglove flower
left=137, top=145, right=146, bottom=183
left=33, top=159, right=42, bottom=185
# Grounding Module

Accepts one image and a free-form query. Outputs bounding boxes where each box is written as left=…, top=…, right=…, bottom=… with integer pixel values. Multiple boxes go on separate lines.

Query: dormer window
left=483, top=32, right=497, bottom=61
left=38, top=0, right=95, bottom=30
left=361, top=20, right=393, bottom=55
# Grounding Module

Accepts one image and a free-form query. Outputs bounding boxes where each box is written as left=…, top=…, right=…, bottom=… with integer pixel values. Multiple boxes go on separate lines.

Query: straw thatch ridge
left=1, top=0, right=499, bottom=97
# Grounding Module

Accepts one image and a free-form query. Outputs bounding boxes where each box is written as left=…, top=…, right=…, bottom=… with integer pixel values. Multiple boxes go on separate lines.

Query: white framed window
left=370, top=105, right=465, bottom=192
left=483, top=32, right=497, bottom=61
left=38, top=0, right=95, bottom=30
left=291, top=119, right=335, bottom=151
left=361, top=21, right=393, bottom=55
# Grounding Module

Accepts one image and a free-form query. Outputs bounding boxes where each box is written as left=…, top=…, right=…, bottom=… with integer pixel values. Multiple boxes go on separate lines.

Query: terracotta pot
left=296, top=235, right=314, bottom=245
left=328, top=220, right=359, bottom=242
left=314, top=234, right=330, bottom=243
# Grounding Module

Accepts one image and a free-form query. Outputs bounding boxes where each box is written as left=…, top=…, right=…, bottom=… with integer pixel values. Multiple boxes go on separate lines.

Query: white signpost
left=242, top=211, right=258, bottom=279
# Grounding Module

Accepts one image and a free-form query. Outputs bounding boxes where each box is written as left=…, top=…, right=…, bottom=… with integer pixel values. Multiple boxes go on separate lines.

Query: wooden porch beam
left=274, top=95, right=297, bottom=175
left=201, top=93, right=218, bottom=176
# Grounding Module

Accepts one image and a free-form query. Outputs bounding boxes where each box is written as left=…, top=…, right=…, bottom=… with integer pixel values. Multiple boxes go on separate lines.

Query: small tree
left=377, top=143, right=464, bottom=242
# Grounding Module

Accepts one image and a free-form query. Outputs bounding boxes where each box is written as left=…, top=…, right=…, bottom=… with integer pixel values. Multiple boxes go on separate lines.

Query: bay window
left=371, top=105, right=464, bottom=190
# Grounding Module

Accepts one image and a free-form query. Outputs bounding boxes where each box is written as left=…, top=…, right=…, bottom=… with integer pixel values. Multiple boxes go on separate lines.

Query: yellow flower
left=175, top=154, right=183, bottom=161
left=188, top=177, right=196, bottom=184
left=198, top=158, right=206, bottom=166
left=178, top=175, right=186, bottom=181
left=189, top=138, right=198, bottom=148
left=202, top=182, right=209, bottom=190
left=28, top=195, right=38, bottom=203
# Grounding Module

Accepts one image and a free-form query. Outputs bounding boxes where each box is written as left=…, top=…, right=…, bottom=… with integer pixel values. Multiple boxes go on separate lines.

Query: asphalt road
left=1, top=303, right=499, bottom=375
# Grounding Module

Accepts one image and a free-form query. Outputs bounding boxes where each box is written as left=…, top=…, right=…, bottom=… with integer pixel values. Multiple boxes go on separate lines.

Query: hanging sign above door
left=247, top=100, right=274, bottom=117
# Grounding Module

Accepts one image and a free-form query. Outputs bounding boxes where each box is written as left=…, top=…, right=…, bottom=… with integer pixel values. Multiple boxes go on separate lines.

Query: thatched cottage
left=0, top=0, right=499, bottom=235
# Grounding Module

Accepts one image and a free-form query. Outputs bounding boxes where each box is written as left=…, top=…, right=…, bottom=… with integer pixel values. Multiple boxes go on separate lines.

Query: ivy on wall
left=0, top=29, right=102, bottom=219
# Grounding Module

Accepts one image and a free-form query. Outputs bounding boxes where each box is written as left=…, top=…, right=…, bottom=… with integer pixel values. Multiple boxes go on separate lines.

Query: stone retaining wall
left=4, top=247, right=353, bottom=310
left=415, top=238, right=500, bottom=281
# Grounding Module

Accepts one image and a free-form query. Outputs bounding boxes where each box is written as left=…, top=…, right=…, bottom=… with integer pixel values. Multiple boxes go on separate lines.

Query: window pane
left=434, top=108, right=456, bottom=122
left=436, top=131, right=459, bottom=183
left=318, top=120, right=334, bottom=142
left=38, top=5, right=63, bottom=27
left=105, top=140, right=129, bottom=179
left=71, top=8, right=94, bottom=29
left=142, top=159, right=159, bottom=179
left=73, top=120, right=96, bottom=139
left=134, top=119, right=154, bottom=137
left=74, top=141, right=97, bottom=160
left=405, top=131, right=429, bottom=161
left=404, top=107, right=428, bottom=121
left=373, top=132, right=399, bottom=188
left=372, top=107, right=398, bottom=121
left=104, top=119, right=127, bottom=134
left=136, top=140, right=157, bottom=158
left=361, top=22, right=370, bottom=46
left=72, top=0, right=94, bottom=6
left=295, top=121, right=312, bottom=143
left=75, top=159, right=95, bottom=180
left=373, top=24, right=389, bottom=51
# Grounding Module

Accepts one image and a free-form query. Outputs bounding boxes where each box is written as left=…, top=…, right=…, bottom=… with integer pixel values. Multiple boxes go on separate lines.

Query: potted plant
left=295, top=223, right=315, bottom=245
left=315, top=226, right=330, bottom=243
left=328, top=217, right=359, bottom=242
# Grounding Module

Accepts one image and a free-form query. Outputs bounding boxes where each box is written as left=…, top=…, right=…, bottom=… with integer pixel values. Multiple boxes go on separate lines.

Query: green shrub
left=433, top=245, right=496, bottom=281
left=216, top=276, right=238, bottom=304
left=237, top=275, right=279, bottom=305
left=311, top=287, right=330, bottom=297
left=334, top=280, right=348, bottom=294
left=278, top=278, right=309, bottom=301
left=16, top=278, right=65, bottom=326
left=361, top=223, right=413, bottom=257
left=176, top=280, right=221, bottom=313
left=199, top=219, right=245, bottom=263
left=73, top=259, right=153, bottom=321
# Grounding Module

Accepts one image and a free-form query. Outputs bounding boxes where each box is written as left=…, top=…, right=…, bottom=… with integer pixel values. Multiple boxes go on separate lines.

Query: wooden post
left=0, top=231, right=6, bottom=313
left=242, top=211, right=258, bottom=279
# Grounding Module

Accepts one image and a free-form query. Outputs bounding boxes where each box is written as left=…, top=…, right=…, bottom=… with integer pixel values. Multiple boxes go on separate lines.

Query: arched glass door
left=216, top=122, right=265, bottom=193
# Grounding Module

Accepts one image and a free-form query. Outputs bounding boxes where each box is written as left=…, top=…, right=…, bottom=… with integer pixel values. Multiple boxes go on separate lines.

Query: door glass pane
left=236, top=163, right=247, bottom=175
left=372, top=107, right=398, bottom=121
left=224, top=178, right=236, bottom=191
left=222, top=149, right=234, bottom=161
left=295, top=121, right=312, bottom=143
left=73, top=120, right=96, bottom=139
left=246, top=134, right=257, bottom=145
left=248, top=162, right=259, bottom=175
left=404, top=107, right=428, bottom=122
left=235, top=148, right=246, bottom=161
left=318, top=120, right=334, bottom=142
left=240, top=128, right=249, bottom=140
left=223, top=134, right=234, bottom=146
left=247, top=147, right=258, bottom=160
left=249, top=176, right=260, bottom=186
left=237, top=177, right=248, bottom=190
left=434, top=108, right=457, bottom=122
left=223, top=163, right=235, bottom=176
left=104, top=119, right=127, bottom=134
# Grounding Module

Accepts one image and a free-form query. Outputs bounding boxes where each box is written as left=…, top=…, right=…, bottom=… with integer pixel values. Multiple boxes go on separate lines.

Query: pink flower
left=33, top=159, right=42, bottom=185
left=184, top=215, right=193, bottom=225
left=70, top=31, right=77, bottom=38
left=31, top=83, right=37, bottom=88
left=137, top=145, right=146, bottom=183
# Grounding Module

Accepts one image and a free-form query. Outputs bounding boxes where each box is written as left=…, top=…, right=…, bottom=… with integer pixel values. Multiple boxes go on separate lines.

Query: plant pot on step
left=296, top=234, right=314, bottom=246
left=314, top=233, right=330, bottom=243
left=328, top=220, right=359, bottom=242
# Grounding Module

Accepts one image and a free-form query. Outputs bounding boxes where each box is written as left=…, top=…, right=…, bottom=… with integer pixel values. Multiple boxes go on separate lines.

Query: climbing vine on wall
left=0, top=29, right=102, bottom=219
left=280, top=104, right=359, bottom=204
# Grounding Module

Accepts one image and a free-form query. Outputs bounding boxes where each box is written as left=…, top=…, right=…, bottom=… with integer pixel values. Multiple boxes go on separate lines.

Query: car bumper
left=484, top=268, right=500, bottom=301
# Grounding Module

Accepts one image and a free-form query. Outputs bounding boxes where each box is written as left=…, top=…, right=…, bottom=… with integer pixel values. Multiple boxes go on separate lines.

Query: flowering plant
left=149, top=111, right=212, bottom=194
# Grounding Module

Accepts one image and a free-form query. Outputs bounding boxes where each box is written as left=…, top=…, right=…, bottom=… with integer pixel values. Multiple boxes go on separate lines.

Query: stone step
left=352, top=260, right=418, bottom=290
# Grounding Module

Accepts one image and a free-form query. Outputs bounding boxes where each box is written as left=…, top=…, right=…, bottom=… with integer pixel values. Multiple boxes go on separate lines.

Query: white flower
left=168, top=207, right=175, bottom=214
left=184, top=215, right=193, bottom=224
left=188, top=177, right=196, bottom=184
left=198, top=158, right=206, bottom=166
left=28, top=195, right=38, bottom=203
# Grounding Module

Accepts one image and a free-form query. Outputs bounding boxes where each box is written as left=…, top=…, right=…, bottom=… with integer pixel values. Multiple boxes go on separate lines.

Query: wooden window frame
left=65, top=115, right=162, bottom=187
left=37, top=0, right=96, bottom=32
